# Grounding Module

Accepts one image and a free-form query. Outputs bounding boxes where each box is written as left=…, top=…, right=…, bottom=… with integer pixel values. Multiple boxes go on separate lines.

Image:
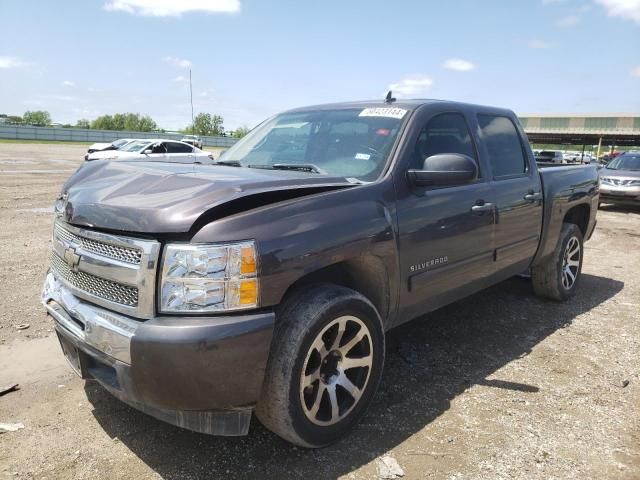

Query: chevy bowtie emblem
left=63, top=246, right=81, bottom=273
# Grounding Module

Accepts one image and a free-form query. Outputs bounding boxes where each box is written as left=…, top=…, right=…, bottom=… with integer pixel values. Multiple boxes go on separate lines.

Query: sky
left=0, top=0, right=639, bottom=131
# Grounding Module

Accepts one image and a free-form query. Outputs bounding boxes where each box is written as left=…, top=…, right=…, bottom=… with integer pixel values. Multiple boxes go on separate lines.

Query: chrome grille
left=602, top=177, right=640, bottom=187
left=50, top=220, right=160, bottom=318
left=54, top=223, right=142, bottom=265
left=50, top=253, right=139, bottom=307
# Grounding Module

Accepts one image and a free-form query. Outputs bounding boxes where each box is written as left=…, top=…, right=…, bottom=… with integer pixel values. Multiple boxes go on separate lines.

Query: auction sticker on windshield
left=359, top=107, right=407, bottom=119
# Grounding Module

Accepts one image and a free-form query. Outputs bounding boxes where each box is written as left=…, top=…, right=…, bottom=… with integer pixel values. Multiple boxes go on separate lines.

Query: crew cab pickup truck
left=42, top=99, right=599, bottom=448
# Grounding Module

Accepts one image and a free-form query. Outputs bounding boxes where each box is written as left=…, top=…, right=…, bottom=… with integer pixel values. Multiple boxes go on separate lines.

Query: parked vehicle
left=85, top=139, right=214, bottom=163
left=85, top=138, right=136, bottom=157
left=181, top=135, right=203, bottom=149
left=599, top=151, right=640, bottom=206
left=564, top=151, right=593, bottom=164
left=600, top=150, right=622, bottom=163
left=536, top=150, right=564, bottom=164
left=42, top=99, right=599, bottom=448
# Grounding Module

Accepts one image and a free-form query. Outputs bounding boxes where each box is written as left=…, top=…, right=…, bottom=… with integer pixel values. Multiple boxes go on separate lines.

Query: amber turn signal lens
left=240, top=246, right=257, bottom=275
left=239, top=279, right=258, bottom=305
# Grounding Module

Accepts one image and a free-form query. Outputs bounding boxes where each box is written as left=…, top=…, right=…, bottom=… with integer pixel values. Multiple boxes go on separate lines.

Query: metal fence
left=0, top=125, right=238, bottom=148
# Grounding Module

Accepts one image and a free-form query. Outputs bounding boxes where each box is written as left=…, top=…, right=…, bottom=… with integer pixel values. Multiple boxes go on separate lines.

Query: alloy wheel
left=562, top=236, right=581, bottom=290
left=299, top=315, right=373, bottom=426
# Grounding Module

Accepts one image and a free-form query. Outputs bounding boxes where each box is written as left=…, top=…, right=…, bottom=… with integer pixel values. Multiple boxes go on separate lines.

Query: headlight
left=160, top=241, right=258, bottom=313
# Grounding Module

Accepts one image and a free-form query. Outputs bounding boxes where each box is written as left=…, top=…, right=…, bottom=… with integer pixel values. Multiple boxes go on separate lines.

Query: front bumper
left=41, top=272, right=275, bottom=436
left=599, top=184, right=640, bottom=204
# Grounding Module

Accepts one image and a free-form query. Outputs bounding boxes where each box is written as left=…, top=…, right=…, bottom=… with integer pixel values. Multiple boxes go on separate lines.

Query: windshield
left=607, top=154, right=640, bottom=171
left=218, top=107, right=407, bottom=181
left=120, top=140, right=151, bottom=153
left=112, top=139, right=130, bottom=149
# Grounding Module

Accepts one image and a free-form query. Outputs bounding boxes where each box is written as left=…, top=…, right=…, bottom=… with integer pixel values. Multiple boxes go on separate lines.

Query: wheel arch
left=563, top=203, right=590, bottom=236
left=278, top=256, right=392, bottom=328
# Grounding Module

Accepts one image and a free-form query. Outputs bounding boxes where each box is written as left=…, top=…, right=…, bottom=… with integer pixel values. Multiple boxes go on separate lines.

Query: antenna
left=385, top=90, right=396, bottom=104
left=189, top=68, right=195, bottom=131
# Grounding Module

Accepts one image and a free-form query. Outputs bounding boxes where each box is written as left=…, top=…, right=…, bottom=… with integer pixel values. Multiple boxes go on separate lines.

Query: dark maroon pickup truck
left=42, top=98, right=599, bottom=447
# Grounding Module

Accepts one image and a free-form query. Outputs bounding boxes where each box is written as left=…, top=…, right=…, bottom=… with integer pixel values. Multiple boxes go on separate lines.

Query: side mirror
left=143, top=149, right=153, bottom=155
left=408, top=153, right=478, bottom=187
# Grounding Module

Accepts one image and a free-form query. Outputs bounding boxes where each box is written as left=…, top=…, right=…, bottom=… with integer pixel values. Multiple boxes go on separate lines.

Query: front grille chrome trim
left=50, top=220, right=161, bottom=319
left=50, top=253, right=139, bottom=307
left=54, top=223, right=142, bottom=265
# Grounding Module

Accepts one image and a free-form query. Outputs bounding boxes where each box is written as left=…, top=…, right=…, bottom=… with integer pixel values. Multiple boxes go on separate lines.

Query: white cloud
left=527, top=39, right=558, bottom=49
left=62, top=80, right=76, bottom=87
left=388, top=75, right=433, bottom=96
left=104, top=0, right=240, bottom=17
left=632, top=65, right=640, bottom=77
left=173, top=75, right=188, bottom=82
left=443, top=58, right=476, bottom=71
left=595, top=0, right=640, bottom=24
left=556, top=15, right=580, bottom=27
left=162, top=56, right=192, bottom=68
left=0, top=56, right=30, bottom=69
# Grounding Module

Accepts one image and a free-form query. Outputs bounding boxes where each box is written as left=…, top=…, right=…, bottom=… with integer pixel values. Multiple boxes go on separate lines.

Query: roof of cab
left=285, top=99, right=515, bottom=116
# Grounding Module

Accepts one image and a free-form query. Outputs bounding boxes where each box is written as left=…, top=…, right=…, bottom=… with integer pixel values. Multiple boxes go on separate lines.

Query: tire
left=256, top=284, right=385, bottom=448
left=532, top=222, right=584, bottom=301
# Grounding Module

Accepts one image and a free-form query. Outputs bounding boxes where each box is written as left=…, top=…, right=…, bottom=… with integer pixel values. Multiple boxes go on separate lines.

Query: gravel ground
left=0, top=143, right=638, bottom=480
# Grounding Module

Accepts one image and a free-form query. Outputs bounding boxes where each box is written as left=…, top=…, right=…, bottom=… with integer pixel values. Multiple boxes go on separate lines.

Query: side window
left=166, top=142, right=193, bottom=153
left=413, top=113, right=478, bottom=172
left=478, top=115, right=527, bottom=178
left=151, top=143, right=167, bottom=154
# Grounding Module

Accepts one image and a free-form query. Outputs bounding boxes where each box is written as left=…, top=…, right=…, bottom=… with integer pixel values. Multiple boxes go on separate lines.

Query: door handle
left=524, top=192, right=542, bottom=202
left=471, top=202, right=494, bottom=213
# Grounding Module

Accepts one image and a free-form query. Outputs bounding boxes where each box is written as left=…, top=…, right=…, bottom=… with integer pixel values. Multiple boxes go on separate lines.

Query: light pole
left=189, top=68, right=194, bottom=132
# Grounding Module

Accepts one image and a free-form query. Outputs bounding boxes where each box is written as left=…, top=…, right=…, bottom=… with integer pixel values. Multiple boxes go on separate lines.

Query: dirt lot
left=0, top=143, right=638, bottom=480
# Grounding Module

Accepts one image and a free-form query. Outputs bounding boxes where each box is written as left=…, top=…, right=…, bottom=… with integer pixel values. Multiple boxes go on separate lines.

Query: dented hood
left=59, top=160, right=354, bottom=234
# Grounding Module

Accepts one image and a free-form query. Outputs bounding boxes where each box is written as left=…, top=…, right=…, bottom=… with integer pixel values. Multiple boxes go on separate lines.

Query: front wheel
left=532, top=222, right=584, bottom=301
left=256, top=284, right=385, bottom=448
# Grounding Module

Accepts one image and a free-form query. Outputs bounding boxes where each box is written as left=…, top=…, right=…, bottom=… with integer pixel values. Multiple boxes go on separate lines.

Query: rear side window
left=478, top=115, right=527, bottom=178
left=413, top=113, right=478, bottom=171
left=166, top=142, right=193, bottom=153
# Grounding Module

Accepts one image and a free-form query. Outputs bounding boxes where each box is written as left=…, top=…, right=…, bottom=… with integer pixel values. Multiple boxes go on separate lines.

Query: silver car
left=599, top=152, right=640, bottom=206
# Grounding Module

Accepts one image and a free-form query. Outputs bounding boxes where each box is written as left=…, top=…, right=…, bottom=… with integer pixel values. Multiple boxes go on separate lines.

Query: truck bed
left=533, top=163, right=599, bottom=266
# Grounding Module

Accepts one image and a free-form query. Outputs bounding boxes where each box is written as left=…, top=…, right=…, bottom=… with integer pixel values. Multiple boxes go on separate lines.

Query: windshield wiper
left=248, top=163, right=326, bottom=174
left=214, top=160, right=242, bottom=167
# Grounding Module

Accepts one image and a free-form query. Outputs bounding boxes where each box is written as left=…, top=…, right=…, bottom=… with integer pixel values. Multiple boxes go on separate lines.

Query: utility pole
left=189, top=68, right=194, bottom=132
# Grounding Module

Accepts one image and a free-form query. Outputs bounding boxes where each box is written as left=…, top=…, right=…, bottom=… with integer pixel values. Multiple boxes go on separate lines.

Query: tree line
left=0, top=110, right=250, bottom=138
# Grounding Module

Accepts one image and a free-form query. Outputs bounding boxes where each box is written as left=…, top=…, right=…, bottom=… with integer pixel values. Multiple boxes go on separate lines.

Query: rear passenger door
left=477, top=114, right=543, bottom=277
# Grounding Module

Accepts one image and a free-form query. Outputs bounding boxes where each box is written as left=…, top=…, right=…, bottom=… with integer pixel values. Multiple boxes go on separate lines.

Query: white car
left=86, top=139, right=215, bottom=163
left=565, top=151, right=593, bottom=163
left=86, top=138, right=136, bottom=154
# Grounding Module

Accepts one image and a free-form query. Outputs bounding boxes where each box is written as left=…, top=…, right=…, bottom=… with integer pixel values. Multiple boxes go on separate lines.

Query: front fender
left=190, top=181, right=399, bottom=315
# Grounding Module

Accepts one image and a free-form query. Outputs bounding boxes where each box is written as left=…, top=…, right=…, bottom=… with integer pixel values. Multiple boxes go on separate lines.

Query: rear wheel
left=532, top=222, right=583, bottom=301
left=256, top=284, right=384, bottom=448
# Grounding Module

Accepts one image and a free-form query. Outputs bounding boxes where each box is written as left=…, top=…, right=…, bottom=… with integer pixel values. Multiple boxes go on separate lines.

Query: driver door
left=394, top=109, right=496, bottom=324
left=147, top=142, right=168, bottom=161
